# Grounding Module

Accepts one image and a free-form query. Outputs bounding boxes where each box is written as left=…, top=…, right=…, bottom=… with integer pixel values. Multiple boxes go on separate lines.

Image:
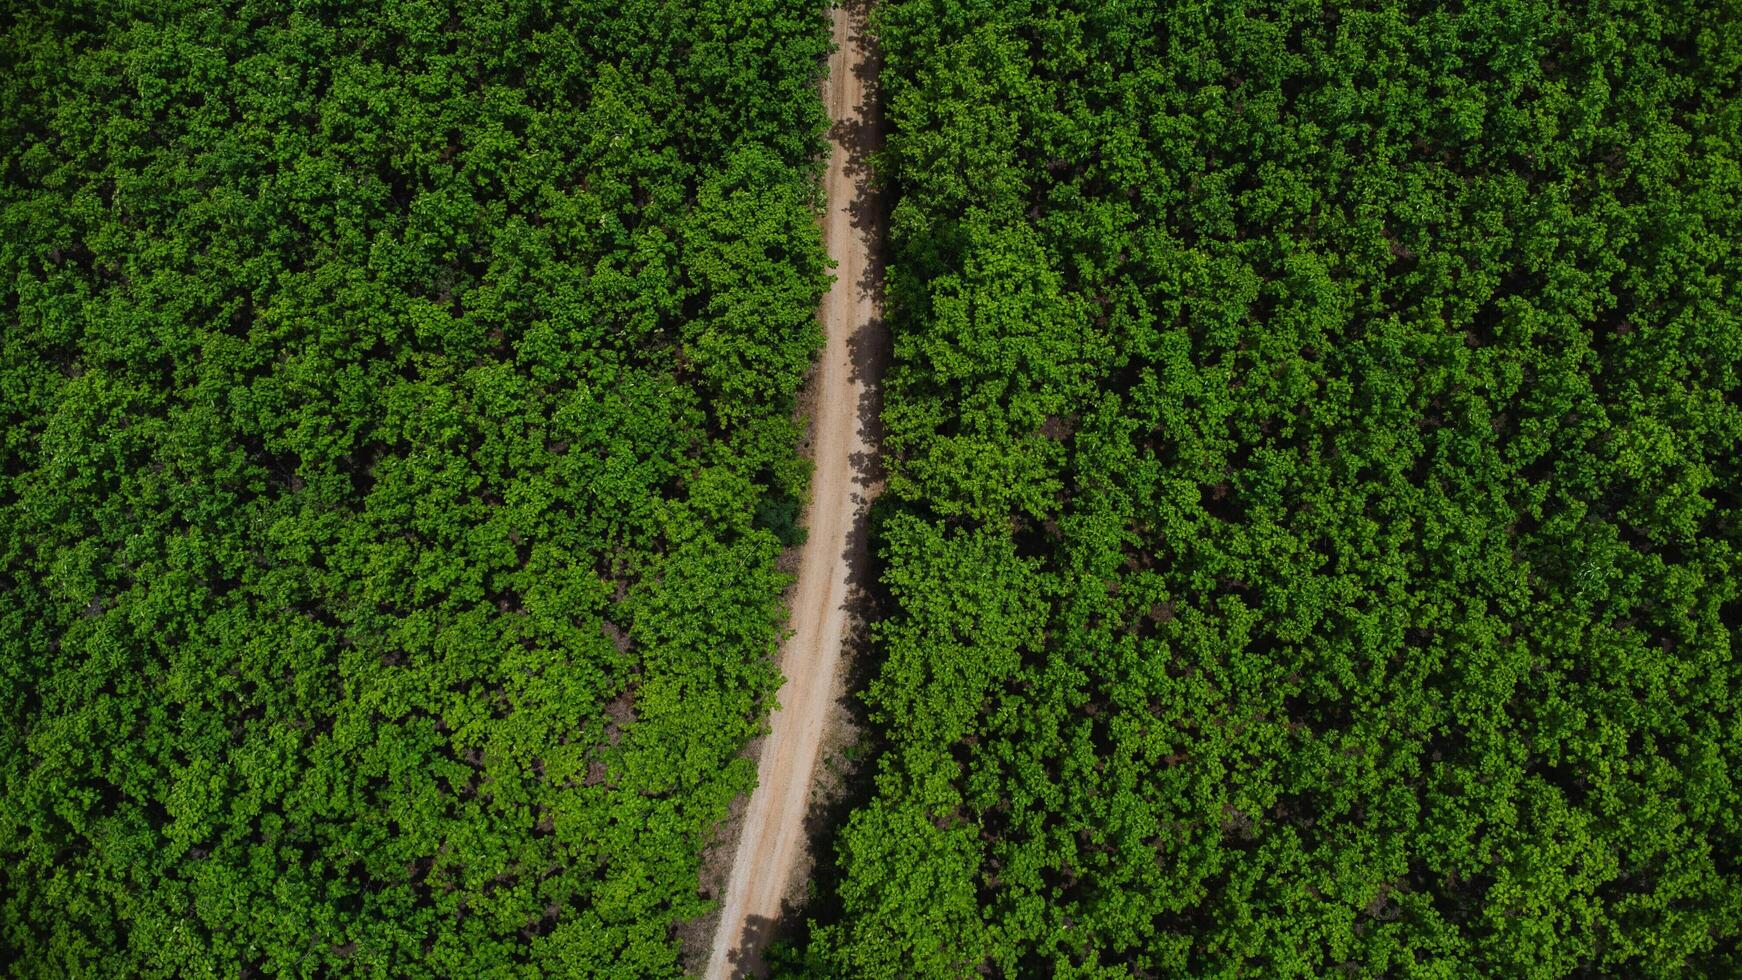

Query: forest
left=796, top=0, right=1742, bottom=976
left=0, top=0, right=831, bottom=974
left=6, top=0, right=1742, bottom=977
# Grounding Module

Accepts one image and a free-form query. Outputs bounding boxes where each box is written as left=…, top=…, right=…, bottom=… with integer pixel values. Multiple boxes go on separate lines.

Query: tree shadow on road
left=781, top=0, right=894, bottom=969
left=697, top=0, right=893, bottom=975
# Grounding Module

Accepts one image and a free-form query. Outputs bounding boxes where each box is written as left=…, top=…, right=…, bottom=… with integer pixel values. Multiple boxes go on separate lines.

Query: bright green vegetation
left=803, top=0, right=1742, bottom=975
left=0, top=0, right=828, bottom=974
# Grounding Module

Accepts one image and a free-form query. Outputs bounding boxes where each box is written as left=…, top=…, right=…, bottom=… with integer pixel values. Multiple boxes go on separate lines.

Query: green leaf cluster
left=805, top=0, right=1742, bottom=976
left=0, top=0, right=830, bottom=975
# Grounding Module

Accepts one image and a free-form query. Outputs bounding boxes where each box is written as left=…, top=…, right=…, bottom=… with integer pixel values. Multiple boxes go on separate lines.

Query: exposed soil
left=701, top=2, right=886, bottom=976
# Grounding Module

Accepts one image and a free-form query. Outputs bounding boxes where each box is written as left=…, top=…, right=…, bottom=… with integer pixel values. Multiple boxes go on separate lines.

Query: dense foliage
left=0, top=0, right=829, bottom=974
left=805, top=0, right=1742, bottom=975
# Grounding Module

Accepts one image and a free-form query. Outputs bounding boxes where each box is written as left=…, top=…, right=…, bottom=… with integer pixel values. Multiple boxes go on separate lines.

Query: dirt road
left=703, top=3, right=884, bottom=977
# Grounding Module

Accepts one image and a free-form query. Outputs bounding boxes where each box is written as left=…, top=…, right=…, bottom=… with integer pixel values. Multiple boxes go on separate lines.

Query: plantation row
left=799, top=0, right=1742, bottom=976
left=0, top=0, right=830, bottom=974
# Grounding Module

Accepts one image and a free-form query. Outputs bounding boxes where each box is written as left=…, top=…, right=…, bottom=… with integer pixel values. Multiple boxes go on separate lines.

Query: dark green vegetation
left=803, top=0, right=1742, bottom=975
left=0, top=0, right=828, bottom=974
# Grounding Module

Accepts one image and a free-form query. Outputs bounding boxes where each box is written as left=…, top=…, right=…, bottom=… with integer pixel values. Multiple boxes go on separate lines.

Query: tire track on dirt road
left=703, top=2, right=885, bottom=977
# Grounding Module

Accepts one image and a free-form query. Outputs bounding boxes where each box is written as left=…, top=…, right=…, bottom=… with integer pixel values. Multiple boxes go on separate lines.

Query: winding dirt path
left=703, top=2, right=884, bottom=977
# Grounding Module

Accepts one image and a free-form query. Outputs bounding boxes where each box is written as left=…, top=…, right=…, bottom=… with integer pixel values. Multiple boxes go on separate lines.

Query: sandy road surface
left=703, top=2, right=884, bottom=977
